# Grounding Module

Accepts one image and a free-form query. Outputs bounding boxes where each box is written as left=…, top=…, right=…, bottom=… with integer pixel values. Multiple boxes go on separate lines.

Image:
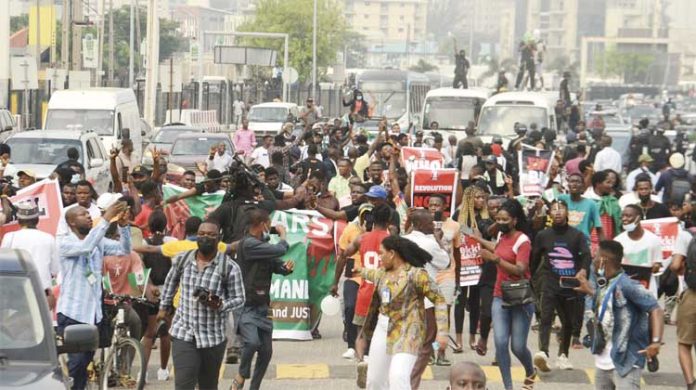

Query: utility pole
left=36, top=0, right=41, bottom=69
left=108, top=0, right=114, bottom=86
left=61, top=0, right=70, bottom=69
left=71, top=0, right=82, bottom=71
left=129, top=0, right=135, bottom=87
left=0, top=0, right=9, bottom=107
left=143, top=0, right=159, bottom=125
left=311, top=0, right=317, bottom=99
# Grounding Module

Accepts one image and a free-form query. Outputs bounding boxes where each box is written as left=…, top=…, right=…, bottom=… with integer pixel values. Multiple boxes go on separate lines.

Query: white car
left=5, top=129, right=112, bottom=193
left=247, top=102, right=299, bottom=136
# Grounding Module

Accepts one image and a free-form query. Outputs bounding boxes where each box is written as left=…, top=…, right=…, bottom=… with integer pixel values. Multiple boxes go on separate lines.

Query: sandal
left=521, top=369, right=537, bottom=390
left=474, top=341, right=487, bottom=356
left=449, top=336, right=463, bottom=353
left=230, top=377, right=244, bottom=390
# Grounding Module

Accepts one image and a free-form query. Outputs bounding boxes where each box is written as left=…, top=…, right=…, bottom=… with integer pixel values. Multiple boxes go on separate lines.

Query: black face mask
left=77, top=226, right=91, bottom=236
left=197, top=237, right=218, bottom=256
left=133, top=180, right=145, bottom=190
left=498, top=223, right=512, bottom=234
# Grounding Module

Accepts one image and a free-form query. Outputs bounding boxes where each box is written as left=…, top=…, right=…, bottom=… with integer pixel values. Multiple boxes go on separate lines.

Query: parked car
left=141, top=124, right=204, bottom=167
left=167, top=133, right=235, bottom=173
left=0, top=249, right=99, bottom=389
left=0, top=108, right=18, bottom=142
left=5, top=129, right=112, bottom=193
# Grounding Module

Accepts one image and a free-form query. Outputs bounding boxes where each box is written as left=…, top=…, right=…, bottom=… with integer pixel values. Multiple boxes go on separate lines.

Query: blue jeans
left=57, top=313, right=97, bottom=390
left=492, top=297, right=535, bottom=390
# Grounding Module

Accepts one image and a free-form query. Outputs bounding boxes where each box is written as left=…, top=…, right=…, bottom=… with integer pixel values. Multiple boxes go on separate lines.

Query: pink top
left=233, top=129, right=257, bottom=155
left=565, top=156, right=585, bottom=176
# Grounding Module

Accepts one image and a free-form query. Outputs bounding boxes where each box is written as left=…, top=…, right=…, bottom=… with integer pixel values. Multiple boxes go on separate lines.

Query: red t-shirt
left=354, top=229, right=390, bottom=322
left=493, top=231, right=531, bottom=297
left=134, top=204, right=153, bottom=239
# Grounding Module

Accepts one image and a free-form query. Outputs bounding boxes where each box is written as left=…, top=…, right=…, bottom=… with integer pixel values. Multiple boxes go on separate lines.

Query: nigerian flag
left=162, top=184, right=224, bottom=239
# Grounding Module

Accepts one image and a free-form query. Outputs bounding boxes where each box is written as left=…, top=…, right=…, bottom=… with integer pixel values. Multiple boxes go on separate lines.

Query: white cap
left=669, top=153, right=685, bottom=169
left=96, top=193, right=123, bottom=210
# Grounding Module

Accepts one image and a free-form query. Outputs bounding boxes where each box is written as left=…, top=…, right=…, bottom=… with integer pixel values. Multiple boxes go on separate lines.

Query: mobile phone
left=559, top=276, right=581, bottom=289
left=269, top=226, right=279, bottom=235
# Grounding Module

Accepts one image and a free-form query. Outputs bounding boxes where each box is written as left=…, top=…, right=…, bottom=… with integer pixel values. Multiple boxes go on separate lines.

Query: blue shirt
left=57, top=220, right=132, bottom=324
left=557, top=194, right=601, bottom=241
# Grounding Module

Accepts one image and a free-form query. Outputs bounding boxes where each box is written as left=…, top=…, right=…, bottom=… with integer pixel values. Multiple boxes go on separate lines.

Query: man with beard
left=314, top=183, right=368, bottom=221
left=633, top=174, right=670, bottom=220
left=57, top=180, right=100, bottom=236
left=62, top=183, right=77, bottom=207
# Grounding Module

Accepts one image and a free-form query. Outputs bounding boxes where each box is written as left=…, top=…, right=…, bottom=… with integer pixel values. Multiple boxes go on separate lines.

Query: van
left=477, top=91, right=555, bottom=144
left=44, top=88, right=143, bottom=162
left=420, top=87, right=490, bottom=140
left=247, top=102, right=299, bottom=136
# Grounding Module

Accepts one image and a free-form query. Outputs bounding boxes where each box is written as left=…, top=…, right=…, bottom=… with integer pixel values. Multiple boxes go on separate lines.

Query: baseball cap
left=365, top=185, right=387, bottom=200
left=16, top=200, right=39, bottom=220
left=638, top=154, right=654, bottom=164
left=97, top=193, right=123, bottom=210
left=17, top=169, right=36, bottom=178
left=669, top=153, right=685, bottom=168
left=131, top=165, right=150, bottom=177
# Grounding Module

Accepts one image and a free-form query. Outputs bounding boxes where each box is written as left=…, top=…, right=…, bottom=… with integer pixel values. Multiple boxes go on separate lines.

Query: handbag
left=500, top=279, right=534, bottom=307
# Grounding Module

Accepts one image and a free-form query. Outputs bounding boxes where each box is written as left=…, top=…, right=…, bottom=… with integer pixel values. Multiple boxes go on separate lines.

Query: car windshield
left=153, top=129, right=197, bottom=143
left=45, top=109, right=114, bottom=136
left=625, top=105, right=659, bottom=120
left=478, top=106, right=547, bottom=137
left=5, top=138, right=83, bottom=165
left=0, top=275, right=51, bottom=362
left=363, top=91, right=406, bottom=120
left=248, top=107, right=288, bottom=122
left=171, top=137, right=229, bottom=155
left=422, top=97, right=482, bottom=130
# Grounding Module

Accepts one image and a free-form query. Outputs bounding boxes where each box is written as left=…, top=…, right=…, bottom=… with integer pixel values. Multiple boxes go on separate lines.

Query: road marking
left=421, top=366, right=433, bottom=380
left=276, top=364, right=330, bottom=379
left=585, top=368, right=595, bottom=384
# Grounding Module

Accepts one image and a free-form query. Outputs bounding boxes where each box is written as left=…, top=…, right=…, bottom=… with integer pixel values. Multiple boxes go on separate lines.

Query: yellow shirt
left=339, top=222, right=363, bottom=283
left=354, top=153, right=370, bottom=182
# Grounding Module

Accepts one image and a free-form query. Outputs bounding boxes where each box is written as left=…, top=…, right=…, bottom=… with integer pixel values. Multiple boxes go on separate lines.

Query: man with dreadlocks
left=452, top=186, right=495, bottom=355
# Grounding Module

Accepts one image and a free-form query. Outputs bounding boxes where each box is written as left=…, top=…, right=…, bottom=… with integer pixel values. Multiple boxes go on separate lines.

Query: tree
left=547, top=55, right=579, bottom=88
left=594, top=49, right=654, bottom=83
left=11, top=15, right=28, bottom=34
left=237, top=0, right=349, bottom=82
left=409, top=59, right=438, bottom=73
left=478, top=57, right=517, bottom=84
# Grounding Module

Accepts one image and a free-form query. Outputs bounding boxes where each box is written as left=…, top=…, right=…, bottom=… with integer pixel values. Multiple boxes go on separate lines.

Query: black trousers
left=515, top=62, right=536, bottom=90
left=344, top=280, right=359, bottom=349
left=171, top=337, right=226, bottom=390
left=454, top=285, right=480, bottom=336
left=478, top=284, right=493, bottom=340
left=453, top=73, right=468, bottom=89
left=538, top=291, right=578, bottom=357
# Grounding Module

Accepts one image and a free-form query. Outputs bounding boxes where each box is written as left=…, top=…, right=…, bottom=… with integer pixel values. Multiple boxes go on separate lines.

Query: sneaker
left=435, top=355, right=452, bottom=366
left=356, top=361, right=368, bottom=389
left=533, top=351, right=551, bottom=373
left=157, top=368, right=169, bottom=381
left=342, top=348, right=356, bottom=360
left=556, top=354, right=573, bottom=370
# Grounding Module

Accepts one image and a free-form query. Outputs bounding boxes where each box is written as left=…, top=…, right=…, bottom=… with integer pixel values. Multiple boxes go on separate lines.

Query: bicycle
left=79, top=293, right=154, bottom=390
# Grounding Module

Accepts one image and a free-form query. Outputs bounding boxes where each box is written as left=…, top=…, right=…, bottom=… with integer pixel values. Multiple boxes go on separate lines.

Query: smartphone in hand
left=559, top=276, right=581, bottom=289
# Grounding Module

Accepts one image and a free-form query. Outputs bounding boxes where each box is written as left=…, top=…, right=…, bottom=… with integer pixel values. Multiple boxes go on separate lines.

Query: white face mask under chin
left=623, top=222, right=637, bottom=233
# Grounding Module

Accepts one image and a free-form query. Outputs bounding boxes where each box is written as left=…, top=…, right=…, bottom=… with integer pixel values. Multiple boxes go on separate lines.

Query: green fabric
left=598, top=195, right=622, bottom=234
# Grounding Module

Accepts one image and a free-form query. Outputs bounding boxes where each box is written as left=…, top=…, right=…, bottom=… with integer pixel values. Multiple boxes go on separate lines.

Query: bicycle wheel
left=100, top=337, right=146, bottom=390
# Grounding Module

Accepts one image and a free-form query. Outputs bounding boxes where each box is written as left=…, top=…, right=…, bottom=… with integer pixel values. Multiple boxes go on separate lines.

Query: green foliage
left=594, top=49, right=654, bottom=83
left=11, top=15, right=29, bottom=34
left=409, top=59, right=438, bottom=73
left=479, top=57, right=517, bottom=83
left=237, top=0, right=349, bottom=82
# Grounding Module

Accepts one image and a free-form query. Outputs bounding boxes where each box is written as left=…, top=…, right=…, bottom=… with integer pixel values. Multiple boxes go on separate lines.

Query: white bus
left=420, top=87, right=491, bottom=139
left=477, top=91, right=556, bottom=144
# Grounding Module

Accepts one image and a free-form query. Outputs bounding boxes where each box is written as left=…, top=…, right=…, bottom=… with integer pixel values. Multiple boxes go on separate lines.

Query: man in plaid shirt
left=158, top=220, right=245, bottom=389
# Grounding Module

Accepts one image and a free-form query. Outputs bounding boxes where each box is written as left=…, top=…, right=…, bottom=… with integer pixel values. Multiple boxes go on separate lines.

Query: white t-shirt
left=618, top=192, right=662, bottom=209
left=594, top=287, right=615, bottom=370
left=593, top=147, right=622, bottom=173
left=250, top=146, right=270, bottom=168
left=206, top=152, right=233, bottom=172
left=56, top=203, right=102, bottom=236
left=1, top=228, right=59, bottom=289
left=615, top=229, right=663, bottom=297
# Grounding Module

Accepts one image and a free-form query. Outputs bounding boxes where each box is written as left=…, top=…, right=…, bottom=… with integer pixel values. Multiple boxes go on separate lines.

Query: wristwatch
left=652, top=336, right=661, bottom=344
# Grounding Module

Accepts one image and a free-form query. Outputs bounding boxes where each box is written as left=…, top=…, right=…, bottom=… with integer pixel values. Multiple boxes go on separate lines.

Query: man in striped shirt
left=56, top=201, right=131, bottom=390
left=157, top=220, right=245, bottom=389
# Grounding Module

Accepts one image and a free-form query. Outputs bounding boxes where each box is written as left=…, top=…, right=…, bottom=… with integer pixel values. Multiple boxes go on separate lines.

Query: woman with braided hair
left=452, top=186, right=495, bottom=355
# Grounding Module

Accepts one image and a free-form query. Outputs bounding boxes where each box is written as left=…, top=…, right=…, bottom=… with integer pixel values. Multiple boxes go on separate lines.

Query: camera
left=193, top=287, right=212, bottom=302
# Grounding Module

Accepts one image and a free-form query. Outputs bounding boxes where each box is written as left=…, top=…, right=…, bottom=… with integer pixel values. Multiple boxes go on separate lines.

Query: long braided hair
left=457, top=186, right=489, bottom=229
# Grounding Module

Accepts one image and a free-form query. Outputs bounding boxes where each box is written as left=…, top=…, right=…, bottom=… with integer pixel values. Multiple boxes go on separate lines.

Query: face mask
left=71, top=174, right=80, bottom=184
left=498, top=223, right=511, bottom=234
left=623, top=222, right=637, bottom=233
left=357, top=96, right=362, bottom=101
left=133, top=180, right=144, bottom=190
left=197, top=236, right=217, bottom=256
left=77, top=226, right=91, bottom=236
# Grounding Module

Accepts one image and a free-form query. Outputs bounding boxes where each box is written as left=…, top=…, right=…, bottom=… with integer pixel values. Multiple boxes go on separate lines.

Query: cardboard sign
left=0, top=179, right=63, bottom=241
left=401, top=147, right=445, bottom=173
left=410, top=168, right=459, bottom=217
left=459, top=234, right=483, bottom=286
left=640, top=217, right=679, bottom=259
left=518, top=145, right=555, bottom=197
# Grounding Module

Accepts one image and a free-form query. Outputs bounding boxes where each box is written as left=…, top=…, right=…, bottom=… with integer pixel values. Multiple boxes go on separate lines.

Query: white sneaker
left=533, top=351, right=551, bottom=372
left=157, top=368, right=170, bottom=381
left=342, top=348, right=356, bottom=360
left=557, top=354, right=573, bottom=370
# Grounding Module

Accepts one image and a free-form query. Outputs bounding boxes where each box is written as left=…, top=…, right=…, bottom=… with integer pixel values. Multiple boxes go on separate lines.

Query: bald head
left=449, top=361, right=486, bottom=390
left=410, top=209, right=434, bottom=234
left=65, top=206, right=93, bottom=237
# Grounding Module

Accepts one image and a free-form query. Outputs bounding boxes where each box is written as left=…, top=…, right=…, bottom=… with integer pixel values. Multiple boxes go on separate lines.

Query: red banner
left=518, top=145, right=555, bottom=197
left=0, top=179, right=63, bottom=241
left=410, top=168, right=459, bottom=217
left=459, top=234, right=483, bottom=286
left=401, top=147, right=445, bottom=173
left=640, top=217, right=679, bottom=259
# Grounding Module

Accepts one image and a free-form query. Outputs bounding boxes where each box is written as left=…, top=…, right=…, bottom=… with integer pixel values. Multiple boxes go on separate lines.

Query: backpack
left=669, top=172, right=692, bottom=204
left=685, top=236, right=696, bottom=290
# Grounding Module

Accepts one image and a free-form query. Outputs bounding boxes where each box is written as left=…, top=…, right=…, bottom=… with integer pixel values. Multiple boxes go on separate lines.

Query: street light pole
left=129, top=0, right=134, bottom=87
left=311, top=0, right=317, bottom=99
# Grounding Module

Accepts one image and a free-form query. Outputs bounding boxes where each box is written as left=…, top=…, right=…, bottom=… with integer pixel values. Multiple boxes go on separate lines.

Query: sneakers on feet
left=556, top=354, right=573, bottom=370
left=157, top=368, right=170, bottom=381
left=342, top=348, right=356, bottom=360
left=435, top=355, right=452, bottom=366
left=533, top=351, right=551, bottom=373
left=356, top=361, right=368, bottom=389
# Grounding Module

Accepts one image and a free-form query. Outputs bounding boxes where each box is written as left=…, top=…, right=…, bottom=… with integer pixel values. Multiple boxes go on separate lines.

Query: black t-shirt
left=531, top=225, right=590, bottom=296
left=343, top=204, right=360, bottom=222
left=143, top=235, right=172, bottom=286
left=643, top=202, right=671, bottom=220
left=209, top=199, right=276, bottom=243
